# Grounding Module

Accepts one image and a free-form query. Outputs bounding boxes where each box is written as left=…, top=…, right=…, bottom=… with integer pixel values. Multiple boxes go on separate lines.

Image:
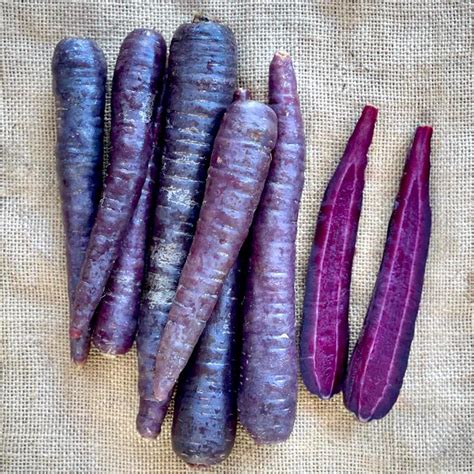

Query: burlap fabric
left=1, top=1, right=472, bottom=472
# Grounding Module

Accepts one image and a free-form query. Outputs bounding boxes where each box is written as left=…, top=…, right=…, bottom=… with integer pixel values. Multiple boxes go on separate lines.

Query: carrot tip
left=192, top=13, right=211, bottom=23
left=362, top=104, right=379, bottom=121
left=275, top=50, right=290, bottom=58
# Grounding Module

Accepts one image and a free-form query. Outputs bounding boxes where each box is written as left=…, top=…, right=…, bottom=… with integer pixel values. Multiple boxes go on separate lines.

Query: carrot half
left=343, top=126, right=432, bottom=421
left=300, top=105, right=378, bottom=399
left=153, top=98, right=277, bottom=403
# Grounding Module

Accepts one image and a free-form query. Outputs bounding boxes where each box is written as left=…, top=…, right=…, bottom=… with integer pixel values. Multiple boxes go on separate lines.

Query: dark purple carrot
left=172, top=258, right=242, bottom=466
left=136, top=18, right=237, bottom=438
left=69, top=29, right=166, bottom=361
left=237, top=52, right=305, bottom=444
left=300, top=105, right=378, bottom=400
left=92, top=87, right=164, bottom=356
left=343, top=126, right=432, bottom=421
left=153, top=98, right=277, bottom=404
left=92, top=151, right=158, bottom=355
left=52, top=38, right=106, bottom=364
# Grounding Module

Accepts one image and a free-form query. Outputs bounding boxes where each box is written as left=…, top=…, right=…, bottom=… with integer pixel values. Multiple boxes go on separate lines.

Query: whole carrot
left=238, top=52, right=305, bottom=443
left=69, top=29, right=166, bottom=361
left=52, top=38, right=106, bottom=364
left=92, top=150, right=158, bottom=355
left=300, top=105, right=378, bottom=400
left=153, top=97, right=277, bottom=404
left=343, top=126, right=432, bottom=421
left=136, top=18, right=237, bottom=438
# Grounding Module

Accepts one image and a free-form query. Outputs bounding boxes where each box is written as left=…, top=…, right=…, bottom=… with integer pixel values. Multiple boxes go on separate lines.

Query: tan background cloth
left=1, top=0, right=472, bottom=472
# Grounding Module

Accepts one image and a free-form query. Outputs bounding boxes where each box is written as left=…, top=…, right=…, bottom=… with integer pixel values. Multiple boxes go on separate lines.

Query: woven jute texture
left=1, top=0, right=472, bottom=472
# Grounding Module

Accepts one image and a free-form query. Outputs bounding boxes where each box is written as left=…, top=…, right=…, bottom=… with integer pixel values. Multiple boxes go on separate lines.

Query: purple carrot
left=136, top=18, right=237, bottom=438
left=238, top=52, right=305, bottom=443
left=92, top=151, right=158, bottom=355
left=153, top=98, right=277, bottom=404
left=300, top=105, right=378, bottom=400
left=69, top=29, right=166, bottom=361
left=172, top=258, right=242, bottom=466
left=343, top=126, right=432, bottom=421
left=52, top=38, right=106, bottom=364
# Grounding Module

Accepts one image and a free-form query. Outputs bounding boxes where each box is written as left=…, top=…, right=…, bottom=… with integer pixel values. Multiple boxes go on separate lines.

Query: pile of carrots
left=52, top=15, right=432, bottom=466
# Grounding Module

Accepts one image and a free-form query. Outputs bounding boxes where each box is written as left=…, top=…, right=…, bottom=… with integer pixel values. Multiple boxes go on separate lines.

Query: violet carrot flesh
left=343, top=126, right=432, bottom=421
left=172, top=258, right=242, bottom=466
left=153, top=98, right=277, bottom=404
left=136, top=18, right=237, bottom=438
left=238, top=52, right=305, bottom=443
left=69, top=29, right=166, bottom=361
left=52, top=38, right=106, bottom=364
left=300, top=105, right=378, bottom=399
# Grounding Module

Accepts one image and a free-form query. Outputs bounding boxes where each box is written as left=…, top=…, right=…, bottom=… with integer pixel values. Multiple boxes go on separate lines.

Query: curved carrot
left=153, top=98, right=277, bottom=404
left=238, top=52, right=305, bottom=443
left=52, top=38, right=106, bottom=364
left=136, top=18, right=237, bottom=438
left=69, top=29, right=166, bottom=362
left=300, top=105, right=378, bottom=399
left=343, top=126, right=432, bottom=421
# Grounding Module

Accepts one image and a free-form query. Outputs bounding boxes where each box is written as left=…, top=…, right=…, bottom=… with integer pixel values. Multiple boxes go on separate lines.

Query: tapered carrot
left=69, top=30, right=166, bottom=362
left=153, top=97, right=277, bottom=403
left=136, top=18, right=237, bottom=438
left=52, top=38, right=106, bottom=363
left=343, top=126, right=432, bottom=421
left=92, top=149, right=158, bottom=355
left=300, top=105, right=378, bottom=400
left=238, top=52, right=305, bottom=443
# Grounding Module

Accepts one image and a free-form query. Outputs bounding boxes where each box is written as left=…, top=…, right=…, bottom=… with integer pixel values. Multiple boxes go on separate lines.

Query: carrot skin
left=153, top=100, right=277, bottom=403
left=300, top=105, right=378, bottom=400
left=136, top=19, right=237, bottom=438
left=343, top=126, right=432, bottom=421
left=69, top=30, right=166, bottom=359
left=92, top=149, right=158, bottom=355
left=52, top=38, right=106, bottom=364
left=237, top=52, right=305, bottom=443
left=92, top=90, right=164, bottom=356
left=172, top=259, right=242, bottom=466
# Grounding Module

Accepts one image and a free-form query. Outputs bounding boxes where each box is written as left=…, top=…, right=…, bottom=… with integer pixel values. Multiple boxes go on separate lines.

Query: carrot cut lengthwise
left=343, top=126, right=433, bottom=422
left=69, top=29, right=166, bottom=363
left=153, top=98, right=277, bottom=404
left=172, top=259, right=242, bottom=466
left=136, top=19, right=237, bottom=438
left=238, top=52, right=305, bottom=443
left=52, top=38, right=107, bottom=363
left=300, top=105, right=378, bottom=400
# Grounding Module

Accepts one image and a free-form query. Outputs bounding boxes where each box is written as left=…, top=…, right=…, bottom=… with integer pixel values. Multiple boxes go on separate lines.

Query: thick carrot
left=136, top=18, right=237, bottom=438
left=172, top=258, right=242, bottom=466
left=153, top=98, right=277, bottom=404
left=343, top=126, right=432, bottom=421
left=300, top=105, right=378, bottom=400
left=69, top=29, right=166, bottom=361
left=52, top=38, right=106, bottom=364
left=237, top=52, right=305, bottom=443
